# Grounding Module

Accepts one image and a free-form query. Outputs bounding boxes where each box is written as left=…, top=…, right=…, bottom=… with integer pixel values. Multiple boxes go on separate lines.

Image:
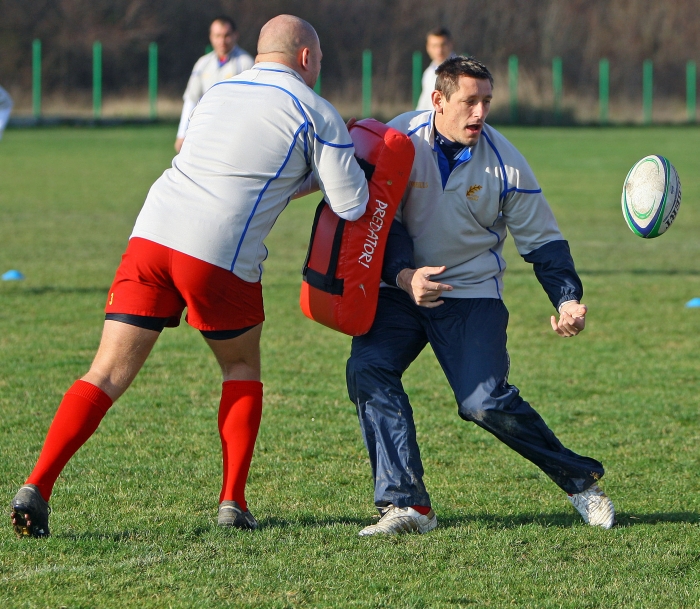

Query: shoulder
left=478, top=125, right=541, bottom=190
left=232, top=46, right=254, bottom=66
left=306, top=96, right=351, bottom=145
left=191, top=52, right=215, bottom=73
left=247, top=68, right=348, bottom=140
left=478, top=124, right=529, bottom=165
left=388, top=111, right=432, bottom=136
left=232, top=46, right=253, bottom=59
left=422, top=61, right=439, bottom=75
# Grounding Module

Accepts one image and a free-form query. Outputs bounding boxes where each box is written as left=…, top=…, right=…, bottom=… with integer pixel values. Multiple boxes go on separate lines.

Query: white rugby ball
left=621, top=155, right=681, bottom=238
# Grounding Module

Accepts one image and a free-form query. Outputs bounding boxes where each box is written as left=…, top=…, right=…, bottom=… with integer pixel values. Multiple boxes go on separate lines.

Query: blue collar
left=432, top=129, right=472, bottom=189
left=216, top=47, right=237, bottom=68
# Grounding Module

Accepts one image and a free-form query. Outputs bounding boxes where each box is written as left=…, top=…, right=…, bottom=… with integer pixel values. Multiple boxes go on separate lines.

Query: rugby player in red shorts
left=11, top=14, right=368, bottom=537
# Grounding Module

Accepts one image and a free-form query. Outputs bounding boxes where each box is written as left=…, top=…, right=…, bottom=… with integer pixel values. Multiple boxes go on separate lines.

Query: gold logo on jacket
left=466, top=184, right=482, bottom=201
left=409, top=181, right=428, bottom=189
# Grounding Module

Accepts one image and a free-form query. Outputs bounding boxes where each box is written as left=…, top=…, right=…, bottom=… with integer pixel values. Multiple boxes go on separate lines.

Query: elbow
left=336, top=199, right=367, bottom=221
left=335, top=188, right=369, bottom=221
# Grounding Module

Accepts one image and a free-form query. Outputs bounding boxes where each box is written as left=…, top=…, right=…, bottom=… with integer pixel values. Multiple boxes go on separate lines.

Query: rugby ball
left=621, top=155, right=681, bottom=238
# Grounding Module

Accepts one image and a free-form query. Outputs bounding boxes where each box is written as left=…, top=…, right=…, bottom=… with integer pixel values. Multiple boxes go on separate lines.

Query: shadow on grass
left=616, top=512, right=700, bottom=526
left=257, top=513, right=578, bottom=530
left=5, top=286, right=111, bottom=296
left=49, top=511, right=699, bottom=538
left=435, top=511, right=700, bottom=529
left=261, top=515, right=369, bottom=529
left=59, top=526, right=211, bottom=542
left=508, top=268, right=700, bottom=276
left=262, top=511, right=700, bottom=530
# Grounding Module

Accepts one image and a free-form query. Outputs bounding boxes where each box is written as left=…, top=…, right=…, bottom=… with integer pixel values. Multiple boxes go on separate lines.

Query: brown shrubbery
left=1, top=0, right=698, bottom=120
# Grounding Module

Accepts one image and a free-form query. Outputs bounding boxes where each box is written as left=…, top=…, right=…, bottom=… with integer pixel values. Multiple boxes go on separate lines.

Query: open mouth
left=467, top=124, right=482, bottom=134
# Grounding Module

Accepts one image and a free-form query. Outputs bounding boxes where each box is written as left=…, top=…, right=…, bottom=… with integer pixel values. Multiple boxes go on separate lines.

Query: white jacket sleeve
left=0, top=86, right=13, bottom=140
left=176, top=98, right=197, bottom=140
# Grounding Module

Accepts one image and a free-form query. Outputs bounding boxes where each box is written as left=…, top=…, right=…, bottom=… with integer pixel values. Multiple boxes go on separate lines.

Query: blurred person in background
left=174, top=15, right=254, bottom=152
left=415, top=27, right=454, bottom=111
left=0, top=85, right=13, bottom=140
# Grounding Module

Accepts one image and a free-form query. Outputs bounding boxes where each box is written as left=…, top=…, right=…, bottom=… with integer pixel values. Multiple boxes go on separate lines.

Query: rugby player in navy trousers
left=347, top=56, right=615, bottom=536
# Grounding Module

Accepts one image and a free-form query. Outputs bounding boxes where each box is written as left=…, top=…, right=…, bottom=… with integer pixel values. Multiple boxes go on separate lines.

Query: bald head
left=257, top=15, right=318, bottom=56
left=256, top=15, right=322, bottom=88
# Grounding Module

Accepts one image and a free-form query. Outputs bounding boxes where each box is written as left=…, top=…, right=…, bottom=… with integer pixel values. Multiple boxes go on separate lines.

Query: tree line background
left=1, top=0, right=699, bottom=121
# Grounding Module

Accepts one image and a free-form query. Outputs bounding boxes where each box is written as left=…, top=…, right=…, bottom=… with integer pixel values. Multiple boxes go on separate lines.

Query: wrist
left=558, top=299, right=579, bottom=313
left=396, top=268, right=415, bottom=292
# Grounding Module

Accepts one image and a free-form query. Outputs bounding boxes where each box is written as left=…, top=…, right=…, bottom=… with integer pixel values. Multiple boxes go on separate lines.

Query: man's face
left=432, top=76, right=492, bottom=147
left=210, top=21, right=237, bottom=58
left=426, top=35, right=453, bottom=64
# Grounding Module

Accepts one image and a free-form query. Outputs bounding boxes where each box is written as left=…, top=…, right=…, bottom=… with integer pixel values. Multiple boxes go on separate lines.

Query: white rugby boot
left=568, top=483, right=616, bottom=529
left=359, top=505, right=437, bottom=536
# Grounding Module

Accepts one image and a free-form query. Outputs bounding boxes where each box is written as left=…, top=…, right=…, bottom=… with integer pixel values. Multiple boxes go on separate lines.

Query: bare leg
left=203, top=323, right=263, bottom=381
left=82, top=320, right=162, bottom=400
left=12, top=320, right=162, bottom=534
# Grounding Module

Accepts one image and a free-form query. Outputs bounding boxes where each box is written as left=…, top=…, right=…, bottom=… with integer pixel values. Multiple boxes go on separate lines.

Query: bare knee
left=220, top=361, right=260, bottom=381
left=205, top=323, right=262, bottom=382
left=82, top=320, right=161, bottom=401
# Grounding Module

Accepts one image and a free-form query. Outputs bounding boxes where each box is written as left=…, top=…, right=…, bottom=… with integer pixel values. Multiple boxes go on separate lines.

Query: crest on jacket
left=466, top=184, right=482, bottom=201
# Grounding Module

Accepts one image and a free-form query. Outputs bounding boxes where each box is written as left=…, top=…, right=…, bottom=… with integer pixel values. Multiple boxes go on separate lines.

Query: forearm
left=522, top=240, right=583, bottom=310
left=176, top=98, right=197, bottom=139
left=381, top=220, right=415, bottom=287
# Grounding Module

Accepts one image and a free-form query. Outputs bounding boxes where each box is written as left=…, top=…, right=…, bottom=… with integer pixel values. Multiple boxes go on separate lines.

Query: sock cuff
left=66, top=380, right=114, bottom=415
left=222, top=380, right=263, bottom=396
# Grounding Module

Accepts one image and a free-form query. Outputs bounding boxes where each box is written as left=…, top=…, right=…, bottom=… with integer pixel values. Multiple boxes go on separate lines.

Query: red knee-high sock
left=26, top=380, right=113, bottom=501
left=218, top=380, right=263, bottom=511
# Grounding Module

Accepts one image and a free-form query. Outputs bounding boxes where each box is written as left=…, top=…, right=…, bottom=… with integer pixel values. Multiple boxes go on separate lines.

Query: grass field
left=1, top=124, right=699, bottom=608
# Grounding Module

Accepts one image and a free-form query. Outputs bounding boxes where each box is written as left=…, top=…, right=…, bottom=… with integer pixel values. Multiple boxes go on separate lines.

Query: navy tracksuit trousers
left=346, top=289, right=604, bottom=509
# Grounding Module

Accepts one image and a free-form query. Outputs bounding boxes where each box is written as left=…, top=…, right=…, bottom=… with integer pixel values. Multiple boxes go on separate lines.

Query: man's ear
left=431, top=90, right=444, bottom=113
left=299, top=47, right=310, bottom=70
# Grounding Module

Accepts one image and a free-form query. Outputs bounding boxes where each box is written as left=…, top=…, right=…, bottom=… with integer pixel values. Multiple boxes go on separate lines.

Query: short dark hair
left=211, top=15, right=237, bottom=32
left=435, top=56, right=493, bottom=100
left=427, top=27, right=451, bottom=40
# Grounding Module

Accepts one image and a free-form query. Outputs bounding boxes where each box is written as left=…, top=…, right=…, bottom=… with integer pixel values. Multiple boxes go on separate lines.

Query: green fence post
left=412, top=51, right=423, bottom=108
left=313, top=70, right=321, bottom=95
left=362, top=49, right=372, bottom=118
left=643, top=59, right=653, bottom=125
left=552, top=56, right=562, bottom=123
left=687, top=61, right=696, bottom=123
left=32, top=39, right=42, bottom=118
left=148, top=42, right=158, bottom=119
left=508, top=55, right=518, bottom=123
left=93, top=41, right=102, bottom=119
left=599, top=58, right=609, bottom=124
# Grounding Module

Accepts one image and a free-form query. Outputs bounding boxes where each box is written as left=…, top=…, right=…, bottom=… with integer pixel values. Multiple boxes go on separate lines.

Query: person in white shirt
left=11, top=14, right=369, bottom=539
left=348, top=56, right=616, bottom=536
left=0, top=85, right=13, bottom=140
left=174, top=16, right=254, bottom=153
left=415, top=27, right=454, bottom=111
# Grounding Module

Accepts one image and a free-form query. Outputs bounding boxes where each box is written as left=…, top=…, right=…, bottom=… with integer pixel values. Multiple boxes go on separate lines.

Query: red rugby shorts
left=105, top=237, right=264, bottom=331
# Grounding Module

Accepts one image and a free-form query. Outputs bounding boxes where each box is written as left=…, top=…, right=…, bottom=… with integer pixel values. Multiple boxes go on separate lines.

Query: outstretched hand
left=550, top=301, right=587, bottom=337
left=397, top=266, right=453, bottom=308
